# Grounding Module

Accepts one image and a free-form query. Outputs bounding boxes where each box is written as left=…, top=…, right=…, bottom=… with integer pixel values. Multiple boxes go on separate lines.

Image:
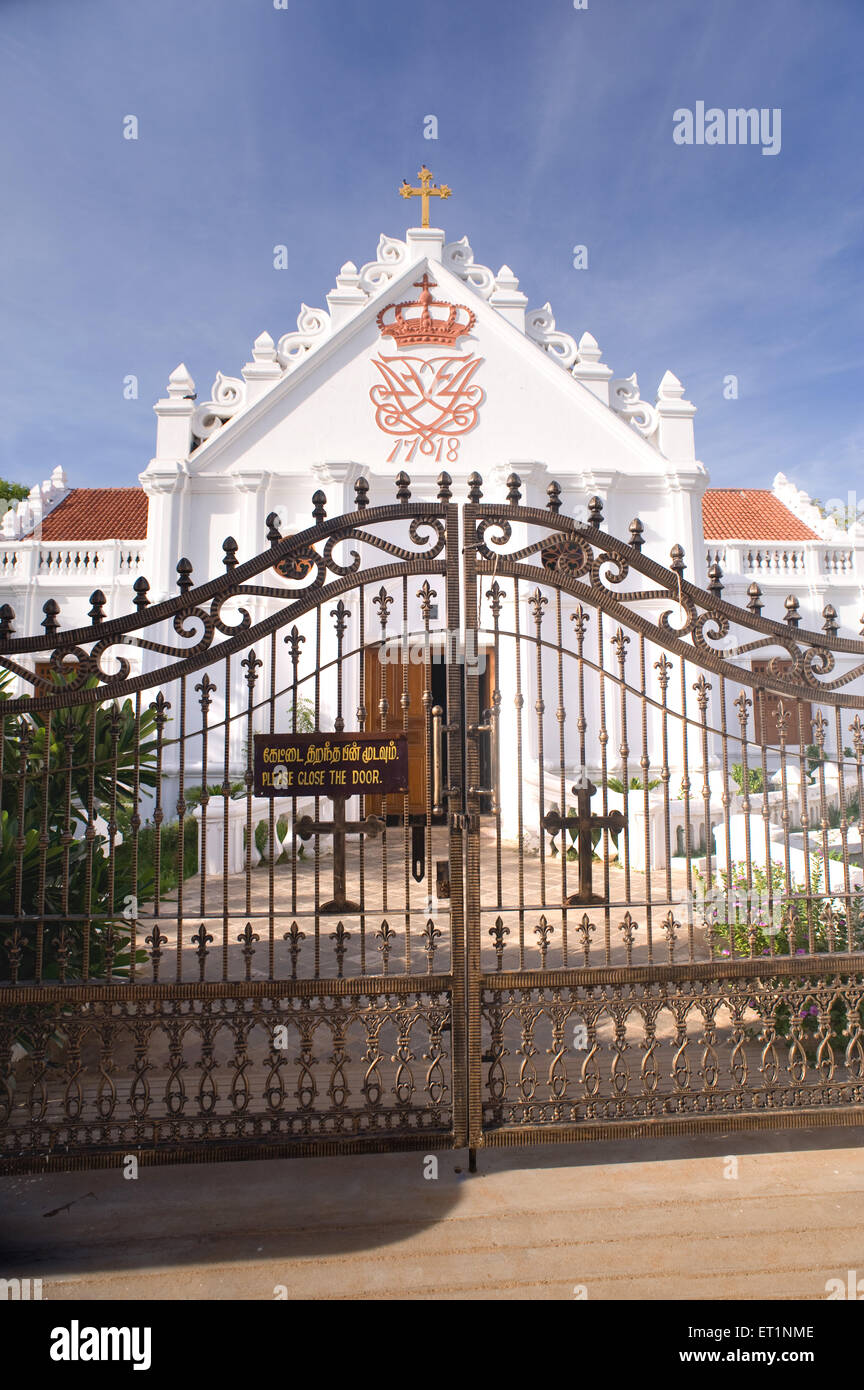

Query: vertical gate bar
left=816, top=711, right=833, bottom=917
left=268, top=630, right=277, bottom=979
left=402, top=573, right=411, bottom=973
left=532, top=589, right=547, bottom=911
left=243, top=651, right=258, bottom=923
left=288, top=626, right=301, bottom=919
left=358, top=588, right=367, bottom=974
left=595, top=611, right=611, bottom=962
left=513, top=579, right=525, bottom=967
left=696, top=675, right=713, bottom=960
left=106, top=702, right=120, bottom=984
left=59, top=714, right=73, bottom=946
left=378, top=588, right=389, bottom=927
left=776, top=699, right=792, bottom=957
left=314, top=607, right=322, bottom=978
left=175, top=677, right=187, bottom=982
left=814, top=711, right=831, bottom=932
left=757, top=701, right=773, bottom=944
left=638, top=635, right=653, bottom=963
left=488, top=579, right=503, bottom=913
left=834, top=706, right=852, bottom=933
left=613, top=629, right=631, bottom=905
left=421, top=580, right=434, bottom=920
left=718, top=678, right=734, bottom=956
left=853, top=715, right=864, bottom=917
left=695, top=674, right=712, bottom=911
left=83, top=704, right=97, bottom=982
left=129, top=692, right=141, bottom=983
left=656, top=653, right=673, bottom=907
left=151, top=695, right=164, bottom=921
left=196, top=679, right=209, bottom=980
left=796, top=699, right=815, bottom=952
left=35, top=708, right=51, bottom=985
left=555, top=590, right=568, bottom=962
left=460, top=501, right=479, bottom=1151
left=221, top=655, right=231, bottom=982
left=679, top=663, right=694, bottom=961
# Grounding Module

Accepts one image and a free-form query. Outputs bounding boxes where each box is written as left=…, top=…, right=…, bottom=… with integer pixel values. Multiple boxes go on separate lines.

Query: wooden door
left=364, top=645, right=428, bottom=817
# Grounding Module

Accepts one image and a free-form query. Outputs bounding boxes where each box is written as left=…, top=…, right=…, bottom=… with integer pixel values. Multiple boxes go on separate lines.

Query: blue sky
left=1, top=0, right=861, bottom=507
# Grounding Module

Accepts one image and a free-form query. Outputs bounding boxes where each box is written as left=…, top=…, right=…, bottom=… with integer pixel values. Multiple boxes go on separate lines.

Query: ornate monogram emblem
left=370, top=273, right=484, bottom=465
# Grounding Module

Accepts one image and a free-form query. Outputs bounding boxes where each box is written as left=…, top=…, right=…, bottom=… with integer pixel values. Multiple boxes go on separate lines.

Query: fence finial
left=88, top=590, right=106, bottom=624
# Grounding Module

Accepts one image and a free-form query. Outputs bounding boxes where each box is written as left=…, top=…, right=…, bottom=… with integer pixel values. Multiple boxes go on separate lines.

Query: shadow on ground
left=0, top=1124, right=861, bottom=1283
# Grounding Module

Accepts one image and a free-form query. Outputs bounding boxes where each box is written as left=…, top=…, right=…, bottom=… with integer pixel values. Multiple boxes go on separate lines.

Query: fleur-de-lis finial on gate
left=489, top=916, right=509, bottom=971
left=661, top=910, right=679, bottom=962
left=576, top=913, right=595, bottom=965
left=241, top=649, right=263, bottom=689
left=693, top=672, right=711, bottom=713
left=283, top=921, right=306, bottom=980
left=237, top=922, right=260, bottom=980
left=376, top=920, right=396, bottom=974
left=486, top=580, right=505, bottom=619
left=330, top=599, right=349, bottom=641
left=618, top=912, right=638, bottom=966
left=421, top=919, right=442, bottom=973
left=417, top=579, right=437, bottom=620
left=192, top=924, right=213, bottom=978
left=196, top=672, right=216, bottom=714
left=373, top=586, right=394, bottom=627
left=330, top=921, right=351, bottom=978
left=528, top=588, right=547, bottom=625
left=654, top=653, right=673, bottom=691
left=534, top=915, right=554, bottom=968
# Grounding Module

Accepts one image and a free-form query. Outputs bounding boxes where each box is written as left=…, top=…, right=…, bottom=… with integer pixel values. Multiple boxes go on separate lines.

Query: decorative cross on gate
left=295, top=801, right=384, bottom=914
left=398, top=165, right=452, bottom=227
left=541, top=776, right=626, bottom=905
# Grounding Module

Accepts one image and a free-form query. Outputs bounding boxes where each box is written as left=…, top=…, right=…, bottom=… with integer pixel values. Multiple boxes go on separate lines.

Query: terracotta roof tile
left=702, top=489, right=818, bottom=542
left=31, top=488, right=148, bottom=541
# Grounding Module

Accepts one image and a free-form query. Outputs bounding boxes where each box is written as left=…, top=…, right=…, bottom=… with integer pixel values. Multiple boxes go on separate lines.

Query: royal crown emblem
left=376, top=273, right=476, bottom=347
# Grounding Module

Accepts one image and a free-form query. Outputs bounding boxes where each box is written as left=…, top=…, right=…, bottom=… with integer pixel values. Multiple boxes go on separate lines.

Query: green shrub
left=731, top=763, right=765, bottom=795
left=607, top=775, right=661, bottom=793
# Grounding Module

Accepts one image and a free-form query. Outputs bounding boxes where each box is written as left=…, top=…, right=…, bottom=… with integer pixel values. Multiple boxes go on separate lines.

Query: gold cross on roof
left=399, top=165, right=451, bottom=228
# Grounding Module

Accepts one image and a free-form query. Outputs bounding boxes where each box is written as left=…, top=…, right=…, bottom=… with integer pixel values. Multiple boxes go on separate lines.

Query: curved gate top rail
left=1, top=470, right=861, bottom=712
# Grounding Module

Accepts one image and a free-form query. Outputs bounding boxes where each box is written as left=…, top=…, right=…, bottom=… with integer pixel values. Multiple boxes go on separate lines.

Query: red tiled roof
left=702, top=489, right=818, bottom=542
left=32, top=488, right=149, bottom=541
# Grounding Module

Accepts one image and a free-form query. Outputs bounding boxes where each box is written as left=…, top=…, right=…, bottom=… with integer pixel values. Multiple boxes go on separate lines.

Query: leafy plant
left=0, top=671, right=159, bottom=983
left=730, top=763, right=765, bottom=795
left=287, top=696, right=316, bottom=732
left=694, top=858, right=864, bottom=958
left=607, top=775, right=661, bottom=794
left=827, top=795, right=860, bottom=829
left=185, top=781, right=245, bottom=808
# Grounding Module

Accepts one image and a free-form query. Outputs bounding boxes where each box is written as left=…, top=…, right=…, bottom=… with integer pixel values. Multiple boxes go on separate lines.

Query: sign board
left=253, top=732, right=409, bottom=798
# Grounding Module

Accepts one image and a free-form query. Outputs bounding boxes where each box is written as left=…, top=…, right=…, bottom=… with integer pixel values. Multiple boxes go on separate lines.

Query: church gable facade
left=1, top=207, right=860, bottom=674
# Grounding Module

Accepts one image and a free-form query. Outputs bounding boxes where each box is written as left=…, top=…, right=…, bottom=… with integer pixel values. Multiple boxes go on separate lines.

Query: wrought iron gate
left=2, top=472, right=864, bottom=1173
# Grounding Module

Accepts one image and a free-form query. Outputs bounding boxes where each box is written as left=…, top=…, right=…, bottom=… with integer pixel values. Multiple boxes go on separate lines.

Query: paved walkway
left=3, top=1127, right=863, bottom=1299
